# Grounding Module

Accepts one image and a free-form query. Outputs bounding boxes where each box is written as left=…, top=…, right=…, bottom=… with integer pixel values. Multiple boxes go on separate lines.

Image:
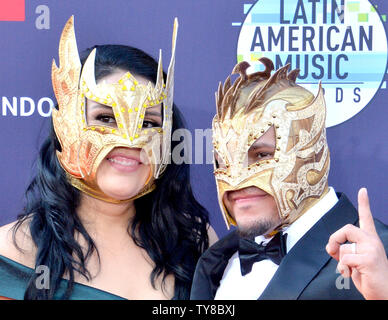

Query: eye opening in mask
left=142, top=104, right=163, bottom=129
left=86, top=100, right=117, bottom=128
left=85, top=99, right=163, bottom=130
left=245, top=125, right=277, bottom=167
left=214, top=150, right=227, bottom=170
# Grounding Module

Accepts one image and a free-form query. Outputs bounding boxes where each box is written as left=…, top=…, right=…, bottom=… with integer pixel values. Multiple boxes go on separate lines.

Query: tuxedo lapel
left=191, top=230, right=240, bottom=299
left=259, top=193, right=359, bottom=300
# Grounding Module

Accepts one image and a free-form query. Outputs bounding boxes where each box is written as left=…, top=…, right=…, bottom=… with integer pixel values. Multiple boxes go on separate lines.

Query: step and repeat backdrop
left=0, top=0, right=387, bottom=238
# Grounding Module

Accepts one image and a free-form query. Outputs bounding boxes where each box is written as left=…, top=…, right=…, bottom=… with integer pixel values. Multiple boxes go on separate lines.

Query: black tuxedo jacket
left=190, top=193, right=388, bottom=300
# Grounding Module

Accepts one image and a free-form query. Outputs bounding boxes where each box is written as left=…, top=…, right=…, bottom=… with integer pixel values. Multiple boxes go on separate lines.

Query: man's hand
left=326, top=188, right=388, bottom=300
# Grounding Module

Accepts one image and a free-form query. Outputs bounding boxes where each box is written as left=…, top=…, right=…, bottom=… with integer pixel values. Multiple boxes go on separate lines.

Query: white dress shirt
left=215, top=187, right=339, bottom=300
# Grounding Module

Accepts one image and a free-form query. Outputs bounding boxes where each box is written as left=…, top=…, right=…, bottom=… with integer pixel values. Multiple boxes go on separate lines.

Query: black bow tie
left=238, top=231, right=288, bottom=276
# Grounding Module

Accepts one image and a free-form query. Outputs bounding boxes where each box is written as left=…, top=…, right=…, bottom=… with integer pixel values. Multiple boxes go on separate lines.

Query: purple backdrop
left=0, top=0, right=387, bottom=238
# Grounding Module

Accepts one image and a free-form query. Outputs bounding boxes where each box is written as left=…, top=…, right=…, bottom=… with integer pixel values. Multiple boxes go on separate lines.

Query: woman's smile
left=106, top=152, right=142, bottom=173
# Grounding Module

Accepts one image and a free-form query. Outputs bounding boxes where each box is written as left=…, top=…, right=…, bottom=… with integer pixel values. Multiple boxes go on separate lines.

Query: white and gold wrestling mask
left=213, top=58, right=330, bottom=229
left=51, top=16, right=178, bottom=203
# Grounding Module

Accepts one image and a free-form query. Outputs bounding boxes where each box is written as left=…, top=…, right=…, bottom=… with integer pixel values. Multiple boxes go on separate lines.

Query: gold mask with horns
left=212, top=58, right=330, bottom=229
left=51, top=16, right=178, bottom=203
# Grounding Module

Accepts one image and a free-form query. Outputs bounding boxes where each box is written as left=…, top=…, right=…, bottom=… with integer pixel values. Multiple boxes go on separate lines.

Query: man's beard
left=237, top=218, right=280, bottom=240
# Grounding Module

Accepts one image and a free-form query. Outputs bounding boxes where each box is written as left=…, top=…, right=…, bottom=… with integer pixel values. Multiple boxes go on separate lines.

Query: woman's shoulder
left=0, top=219, right=36, bottom=268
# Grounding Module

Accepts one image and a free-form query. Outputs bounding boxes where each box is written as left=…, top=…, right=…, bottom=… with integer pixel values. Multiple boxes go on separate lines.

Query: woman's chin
left=101, top=189, right=142, bottom=201
left=96, top=174, right=150, bottom=201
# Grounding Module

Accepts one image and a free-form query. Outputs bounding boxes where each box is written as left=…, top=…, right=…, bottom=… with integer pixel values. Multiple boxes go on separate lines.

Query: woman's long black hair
left=13, top=45, right=210, bottom=300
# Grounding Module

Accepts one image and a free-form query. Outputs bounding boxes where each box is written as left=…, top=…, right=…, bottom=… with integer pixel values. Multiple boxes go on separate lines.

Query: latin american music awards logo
left=237, top=0, right=388, bottom=127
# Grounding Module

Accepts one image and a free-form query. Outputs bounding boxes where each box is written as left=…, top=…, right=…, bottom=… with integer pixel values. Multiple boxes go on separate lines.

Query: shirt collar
left=254, top=187, right=338, bottom=251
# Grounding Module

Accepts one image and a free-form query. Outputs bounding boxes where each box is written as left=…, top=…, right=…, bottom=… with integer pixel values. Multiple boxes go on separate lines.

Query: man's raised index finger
left=358, top=187, right=377, bottom=234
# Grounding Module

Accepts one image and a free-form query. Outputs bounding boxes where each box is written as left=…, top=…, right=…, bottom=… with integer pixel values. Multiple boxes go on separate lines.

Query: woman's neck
left=76, top=193, right=136, bottom=244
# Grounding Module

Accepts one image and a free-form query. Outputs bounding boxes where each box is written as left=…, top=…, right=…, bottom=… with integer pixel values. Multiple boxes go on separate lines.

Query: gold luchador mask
left=51, top=16, right=178, bottom=202
left=213, top=58, right=330, bottom=228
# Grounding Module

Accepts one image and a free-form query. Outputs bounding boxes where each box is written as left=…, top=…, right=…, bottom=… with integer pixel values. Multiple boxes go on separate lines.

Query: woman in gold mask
left=0, top=17, right=216, bottom=300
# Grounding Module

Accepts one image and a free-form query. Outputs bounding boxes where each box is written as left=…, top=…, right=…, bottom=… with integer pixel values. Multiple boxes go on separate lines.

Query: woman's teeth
left=107, top=158, right=139, bottom=166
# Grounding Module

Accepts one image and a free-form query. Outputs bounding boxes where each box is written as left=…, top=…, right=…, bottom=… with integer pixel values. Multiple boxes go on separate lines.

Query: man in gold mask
left=190, top=58, right=388, bottom=300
